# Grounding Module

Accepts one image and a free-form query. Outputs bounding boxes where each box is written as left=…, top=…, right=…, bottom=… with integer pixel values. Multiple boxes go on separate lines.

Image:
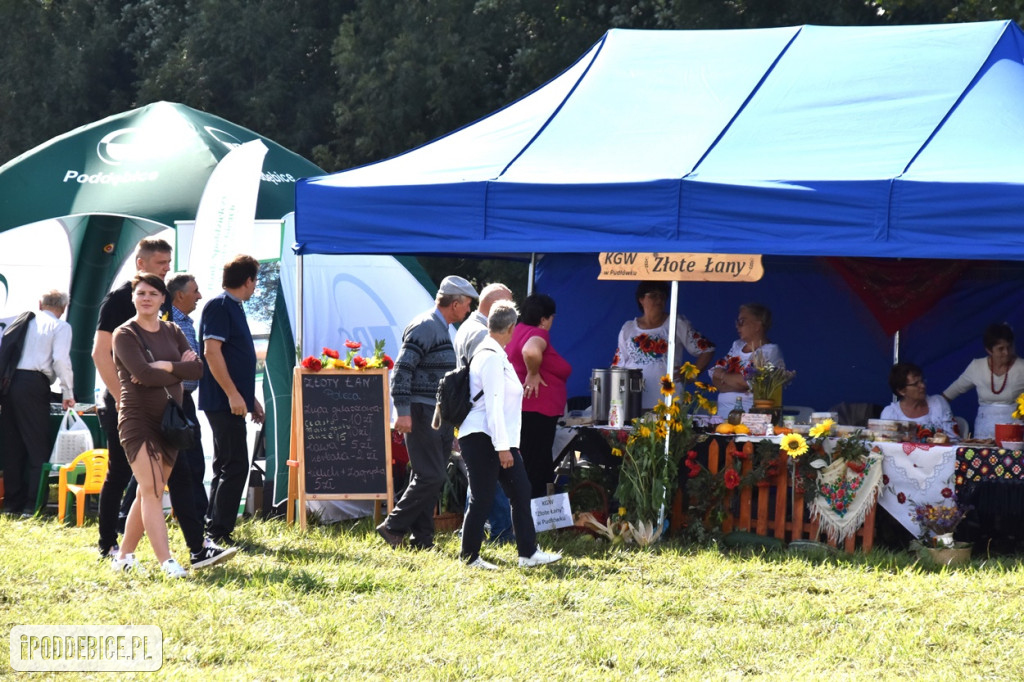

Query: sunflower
left=780, top=433, right=809, bottom=458
left=809, top=418, right=834, bottom=439
left=660, top=375, right=675, bottom=396
left=679, top=362, right=700, bottom=382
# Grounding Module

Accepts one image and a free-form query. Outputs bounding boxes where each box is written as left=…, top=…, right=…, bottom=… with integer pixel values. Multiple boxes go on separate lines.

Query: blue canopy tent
left=295, top=21, right=1024, bottom=417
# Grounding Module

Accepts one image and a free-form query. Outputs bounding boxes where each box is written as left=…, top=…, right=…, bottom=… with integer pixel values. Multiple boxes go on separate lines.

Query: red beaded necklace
left=990, top=358, right=1009, bottom=395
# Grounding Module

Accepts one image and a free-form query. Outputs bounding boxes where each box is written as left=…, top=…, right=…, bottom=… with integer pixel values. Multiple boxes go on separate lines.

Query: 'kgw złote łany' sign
left=598, top=252, right=763, bottom=282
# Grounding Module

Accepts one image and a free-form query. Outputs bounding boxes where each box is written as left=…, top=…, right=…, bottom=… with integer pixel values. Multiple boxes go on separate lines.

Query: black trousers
left=0, top=370, right=51, bottom=513
left=205, top=410, right=248, bottom=539
left=384, top=402, right=453, bottom=544
left=458, top=433, right=537, bottom=562
left=180, top=391, right=208, bottom=519
left=97, top=391, right=205, bottom=554
left=519, top=411, right=559, bottom=499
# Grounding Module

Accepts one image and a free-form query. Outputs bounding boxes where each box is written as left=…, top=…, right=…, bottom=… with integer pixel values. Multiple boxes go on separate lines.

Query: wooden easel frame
left=287, top=367, right=394, bottom=530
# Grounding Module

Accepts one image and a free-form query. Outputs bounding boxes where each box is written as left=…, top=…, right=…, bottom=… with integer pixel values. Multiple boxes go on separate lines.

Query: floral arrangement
left=300, top=339, right=394, bottom=372
left=744, top=351, right=795, bottom=402
left=778, top=418, right=872, bottom=497
left=910, top=498, right=969, bottom=546
left=610, top=363, right=716, bottom=546
left=1013, top=392, right=1024, bottom=420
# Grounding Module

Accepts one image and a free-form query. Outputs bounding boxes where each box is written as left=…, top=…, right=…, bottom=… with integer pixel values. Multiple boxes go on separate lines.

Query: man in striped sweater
left=378, top=276, right=478, bottom=550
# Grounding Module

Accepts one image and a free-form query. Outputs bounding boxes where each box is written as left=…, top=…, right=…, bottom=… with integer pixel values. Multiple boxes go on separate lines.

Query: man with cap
left=378, top=275, right=478, bottom=550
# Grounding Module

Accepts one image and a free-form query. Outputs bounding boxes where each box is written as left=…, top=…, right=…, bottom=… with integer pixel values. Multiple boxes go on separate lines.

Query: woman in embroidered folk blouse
left=613, top=281, right=715, bottom=410
left=708, top=303, right=784, bottom=412
left=942, top=324, right=1024, bottom=439
left=882, top=362, right=957, bottom=438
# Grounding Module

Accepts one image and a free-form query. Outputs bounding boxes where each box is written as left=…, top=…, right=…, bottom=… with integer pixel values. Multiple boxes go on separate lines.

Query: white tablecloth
left=874, top=441, right=958, bottom=537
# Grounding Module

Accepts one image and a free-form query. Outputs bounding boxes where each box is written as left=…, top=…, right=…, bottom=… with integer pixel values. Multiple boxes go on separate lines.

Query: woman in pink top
left=506, top=294, right=572, bottom=498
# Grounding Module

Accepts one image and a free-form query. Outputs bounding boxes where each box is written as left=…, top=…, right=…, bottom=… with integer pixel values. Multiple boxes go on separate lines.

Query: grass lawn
left=3, top=513, right=1024, bottom=680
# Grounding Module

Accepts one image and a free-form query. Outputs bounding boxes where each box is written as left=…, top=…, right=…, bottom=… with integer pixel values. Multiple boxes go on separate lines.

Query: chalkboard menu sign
left=289, top=367, right=393, bottom=529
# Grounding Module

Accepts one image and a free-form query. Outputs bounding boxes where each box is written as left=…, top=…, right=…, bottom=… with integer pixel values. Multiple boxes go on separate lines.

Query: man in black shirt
left=92, top=238, right=235, bottom=571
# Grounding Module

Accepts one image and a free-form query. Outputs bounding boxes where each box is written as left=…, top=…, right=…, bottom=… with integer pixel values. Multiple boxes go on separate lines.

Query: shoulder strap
left=468, top=346, right=498, bottom=402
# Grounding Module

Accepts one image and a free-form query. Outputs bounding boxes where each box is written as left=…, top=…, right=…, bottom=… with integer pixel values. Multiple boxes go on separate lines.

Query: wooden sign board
left=598, top=252, right=764, bottom=282
left=288, top=367, right=394, bottom=529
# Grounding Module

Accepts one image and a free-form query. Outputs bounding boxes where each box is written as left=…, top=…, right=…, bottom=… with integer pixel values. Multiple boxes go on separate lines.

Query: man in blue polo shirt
left=199, top=254, right=264, bottom=546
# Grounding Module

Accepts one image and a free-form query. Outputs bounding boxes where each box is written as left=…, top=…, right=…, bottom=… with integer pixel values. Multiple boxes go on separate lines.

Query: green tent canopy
left=0, top=101, right=323, bottom=400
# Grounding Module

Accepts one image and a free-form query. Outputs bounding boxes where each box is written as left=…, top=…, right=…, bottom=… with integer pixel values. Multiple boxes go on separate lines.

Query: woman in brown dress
left=110, top=273, right=203, bottom=577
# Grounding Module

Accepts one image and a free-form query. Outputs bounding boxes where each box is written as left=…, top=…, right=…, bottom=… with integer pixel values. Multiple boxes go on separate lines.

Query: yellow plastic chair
left=58, top=449, right=109, bottom=526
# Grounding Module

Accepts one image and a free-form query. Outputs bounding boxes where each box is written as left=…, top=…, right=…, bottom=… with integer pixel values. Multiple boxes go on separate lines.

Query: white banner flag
left=188, top=139, right=268, bottom=304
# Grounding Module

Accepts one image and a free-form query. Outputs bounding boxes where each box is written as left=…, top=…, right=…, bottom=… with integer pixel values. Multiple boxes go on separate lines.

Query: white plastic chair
left=953, top=416, right=970, bottom=440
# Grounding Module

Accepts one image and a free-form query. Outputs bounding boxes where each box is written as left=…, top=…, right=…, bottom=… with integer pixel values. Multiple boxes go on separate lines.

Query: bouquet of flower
left=300, top=339, right=394, bottom=372
left=613, top=363, right=716, bottom=546
left=1013, top=391, right=1024, bottom=420
left=744, top=351, right=795, bottom=402
left=778, top=418, right=872, bottom=495
left=911, top=499, right=969, bottom=546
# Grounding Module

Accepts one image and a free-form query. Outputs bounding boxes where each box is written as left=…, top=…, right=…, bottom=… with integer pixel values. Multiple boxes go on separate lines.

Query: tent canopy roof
left=296, top=21, right=1024, bottom=260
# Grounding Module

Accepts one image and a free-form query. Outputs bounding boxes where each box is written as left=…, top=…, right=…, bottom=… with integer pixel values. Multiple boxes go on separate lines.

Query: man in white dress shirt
left=0, top=290, right=74, bottom=515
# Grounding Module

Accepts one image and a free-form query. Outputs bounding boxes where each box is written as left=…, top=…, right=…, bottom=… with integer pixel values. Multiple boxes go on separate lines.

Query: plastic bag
left=49, top=408, right=94, bottom=465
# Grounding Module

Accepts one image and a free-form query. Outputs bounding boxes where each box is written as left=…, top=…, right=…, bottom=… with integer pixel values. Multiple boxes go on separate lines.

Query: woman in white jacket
left=458, top=301, right=561, bottom=570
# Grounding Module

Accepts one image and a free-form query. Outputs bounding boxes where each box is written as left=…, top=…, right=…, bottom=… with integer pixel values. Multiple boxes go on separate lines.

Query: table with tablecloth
left=954, top=445, right=1024, bottom=548
left=874, top=441, right=958, bottom=539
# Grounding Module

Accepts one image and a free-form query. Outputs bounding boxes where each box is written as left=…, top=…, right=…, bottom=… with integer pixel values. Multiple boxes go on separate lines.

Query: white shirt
left=942, top=357, right=1024, bottom=406
left=458, top=336, right=523, bottom=451
left=880, top=394, right=957, bottom=437
left=16, top=309, right=74, bottom=399
left=708, top=340, right=784, bottom=412
left=614, top=315, right=714, bottom=409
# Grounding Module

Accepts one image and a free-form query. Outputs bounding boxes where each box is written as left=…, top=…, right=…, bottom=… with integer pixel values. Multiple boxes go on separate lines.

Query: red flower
left=897, top=492, right=906, bottom=504
left=383, top=354, right=394, bottom=370
left=322, top=347, right=340, bottom=359
left=724, top=469, right=740, bottom=490
left=301, top=356, right=322, bottom=371
left=941, top=487, right=953, bottom=498
left=353, top=356, right=367, bottom=368
left=882, top=474, right=890, bottom=485
left=653, top=339, right=668, bottom=354
left=687, top=462, right=702, bottom=478
left=846, top=461, right=865, bottom=473
left=686, top=450, right=698, bottom=461
left=345, top=340, right=361, bottom=350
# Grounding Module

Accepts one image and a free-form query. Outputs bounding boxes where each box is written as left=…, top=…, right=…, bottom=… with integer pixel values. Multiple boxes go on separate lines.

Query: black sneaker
left=209, top=535, right=255, bottom=552
left=190, top=544, right=238, bottom=570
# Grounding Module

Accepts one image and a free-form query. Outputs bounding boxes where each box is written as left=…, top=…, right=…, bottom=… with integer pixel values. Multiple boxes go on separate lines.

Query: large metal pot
left=610, top=367, right=644, bottom=424
left=591, top=369, right=611, bottom=424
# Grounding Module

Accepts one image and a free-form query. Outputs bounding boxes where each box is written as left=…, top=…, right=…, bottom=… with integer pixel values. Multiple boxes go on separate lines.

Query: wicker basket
left=433, top=510, right=464, bottom=533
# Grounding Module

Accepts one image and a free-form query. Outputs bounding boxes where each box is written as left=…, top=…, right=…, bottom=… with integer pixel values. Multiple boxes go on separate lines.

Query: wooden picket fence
left=671, top=437, right=876, bottom=553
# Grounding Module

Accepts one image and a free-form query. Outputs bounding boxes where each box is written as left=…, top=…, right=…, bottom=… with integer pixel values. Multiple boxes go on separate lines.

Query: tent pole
left=893, top=330, right=900, bottom=365
left=527, top=253, right=536, bottom=296
left=658, top=280, right=680, bottom=535
left=296, top=253, right=304, bottom=357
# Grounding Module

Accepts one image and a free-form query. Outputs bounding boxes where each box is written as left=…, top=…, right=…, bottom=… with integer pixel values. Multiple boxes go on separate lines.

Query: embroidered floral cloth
left=876, top=442, right=958, bottom=538
left=810, top=450, right=884, bottom=545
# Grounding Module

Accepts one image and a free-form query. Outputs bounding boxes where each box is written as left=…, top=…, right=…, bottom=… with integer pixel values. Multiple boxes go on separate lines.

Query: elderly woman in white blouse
left=942, top=324, right=1024, bottom=439
left=456, top=301, right=561, bottom=570
left=883, top=362, right=957, bottom=438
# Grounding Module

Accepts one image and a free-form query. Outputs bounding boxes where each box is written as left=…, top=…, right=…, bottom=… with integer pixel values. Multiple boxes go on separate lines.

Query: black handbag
left=133, top=323, right=196, bottom=450
left=160, top=396, right=196, bottom=450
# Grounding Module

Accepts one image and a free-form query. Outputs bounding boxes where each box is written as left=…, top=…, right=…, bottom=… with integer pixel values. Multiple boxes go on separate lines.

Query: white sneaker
left=160, top=558, right=188, bottom=579
left=467, top=557, right=499, bottom=570
left=111, top=553, right=141, bottom=573
left=518, top=548, right=561, bottom=568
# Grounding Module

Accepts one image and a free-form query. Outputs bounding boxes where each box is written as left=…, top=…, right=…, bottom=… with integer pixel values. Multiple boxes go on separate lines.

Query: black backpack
left=431, top=348, right=496, bottom=429
left=0, top=311, right=34, bottom=397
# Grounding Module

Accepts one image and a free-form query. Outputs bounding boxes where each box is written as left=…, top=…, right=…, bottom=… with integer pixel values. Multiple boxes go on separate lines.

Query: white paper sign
left=740, top=413, right=773, bottom=436
left=530, top=493, right=574, bottom=532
